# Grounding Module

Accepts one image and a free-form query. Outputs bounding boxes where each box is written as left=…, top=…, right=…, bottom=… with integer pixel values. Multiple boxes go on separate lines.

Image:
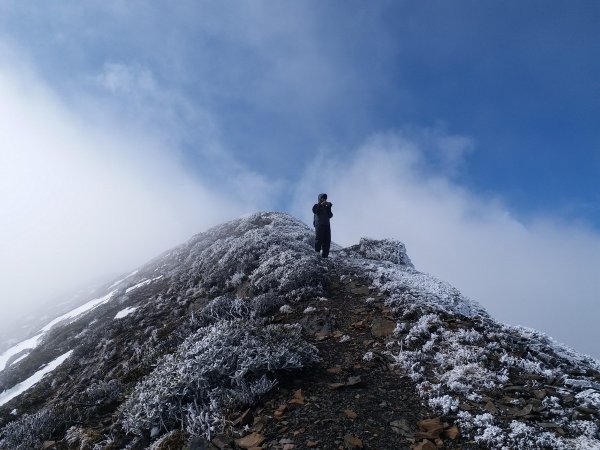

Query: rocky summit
left=1, top=212, right=599, bottom=450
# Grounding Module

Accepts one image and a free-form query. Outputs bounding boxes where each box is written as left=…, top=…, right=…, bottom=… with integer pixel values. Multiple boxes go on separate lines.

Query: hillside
left=0, top=212, right=599, bottom=449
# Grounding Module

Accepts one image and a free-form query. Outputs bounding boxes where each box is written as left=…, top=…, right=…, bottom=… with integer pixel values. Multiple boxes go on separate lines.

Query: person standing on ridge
left=312, top=193, right=333, bottom=258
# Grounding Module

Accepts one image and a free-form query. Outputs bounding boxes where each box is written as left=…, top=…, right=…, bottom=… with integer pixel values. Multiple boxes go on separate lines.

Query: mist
left=0, top=56, right=264, bottom=336
left=292, top=131, right=600, bottom=358
left=0, top=3, right=598, bottom=363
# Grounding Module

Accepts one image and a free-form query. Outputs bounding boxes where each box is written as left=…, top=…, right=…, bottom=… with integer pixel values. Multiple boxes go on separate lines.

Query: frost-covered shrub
left=456, top=412, right=568, bottom=449
left=65, top=426, right=102, bottom=450
left=355, top=238, right=414, bottom=267
left=119, top=319, right=319, bottom=439
left=428, top=395, right=459, bottom=414
left=576, top=389, right=600, bottom=410
left=199, top=295, right=251, bottom=325
left=83, top=379, right=123, bottom=404
left=249, top=248, right=323, bottom=299
left=279, top=304, right=293, bottom=314
left=198, top=294, right=283, bottom=326
left=403, top=314, right=441, bottom=345
left=390, top=316, right=511, bottom=421
left=249, top=293, right=284, bottom=318
left=499, top=353, right=556, bottom=378
left=347, top=250, right=488, bottom=318
left=145, top=212, right=326, bottom=301
left=0, top=407, right=65, bottom=450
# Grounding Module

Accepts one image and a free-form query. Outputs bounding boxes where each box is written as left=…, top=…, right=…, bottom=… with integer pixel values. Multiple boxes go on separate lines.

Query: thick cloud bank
left=293, top=131, right=600, bottom=358
left=0, top=59, right=253, bottom=331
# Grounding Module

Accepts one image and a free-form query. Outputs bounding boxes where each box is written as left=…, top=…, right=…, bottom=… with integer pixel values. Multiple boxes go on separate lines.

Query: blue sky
left=2, top=1, right=598, bottom=220
left=1, top=2, right=599, bottom=357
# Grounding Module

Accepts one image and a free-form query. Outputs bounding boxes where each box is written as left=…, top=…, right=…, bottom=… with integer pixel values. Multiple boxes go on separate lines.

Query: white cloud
left=0, top=50, right=271, bottom=336
left=292, top=131, right=600, bottom=359
left=95, top=62, right=157, bottom=94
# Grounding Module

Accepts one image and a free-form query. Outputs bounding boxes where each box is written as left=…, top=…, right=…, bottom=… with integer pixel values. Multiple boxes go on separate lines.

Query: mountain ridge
left=0, top=212, right=599, bottom=449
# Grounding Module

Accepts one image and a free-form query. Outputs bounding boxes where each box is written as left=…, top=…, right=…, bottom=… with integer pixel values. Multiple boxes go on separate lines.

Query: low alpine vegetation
left=119, top=319, right=319, bottom=440
left=0, top=407, right=65, bottom=450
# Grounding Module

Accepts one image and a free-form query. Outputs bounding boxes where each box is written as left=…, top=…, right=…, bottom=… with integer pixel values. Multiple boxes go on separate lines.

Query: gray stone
left=371, top=317, right=396, bottom=338
left=186, top=437, right=219, bottom=450
left=390, top=419, right=413, bottom=438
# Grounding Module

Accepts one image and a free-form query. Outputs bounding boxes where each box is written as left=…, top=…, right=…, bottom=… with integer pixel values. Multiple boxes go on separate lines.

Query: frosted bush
left=499, top=353, right=556, bottom=378
left=403, top=314, right=441, bottom=346
left=0, top=407, right=64, bottom=450
left=576, top=389, right=600, bottom=409
left=199, top=295, right=251, bottom=325
left=65, top=426, right=102, bottom=450
left=428, top=395, right=459, bottom=414
left=279, top=304, right=293, bottom=314
left=119, top=319, right=319, bottom=440
left=345, top=238, right=414, bottom=267
left=439, top=363, right=498, bottom=394
left=303, top=306, right=316, bottom=314
left=567, top=420, right=599, bottom=438
left=142, top=213, right=326, bottom=302
left=226, top=271, right=245, bottom=289
left=249, top=293, right=284, bottom=318
left=83, top=379, right=122, bottom=404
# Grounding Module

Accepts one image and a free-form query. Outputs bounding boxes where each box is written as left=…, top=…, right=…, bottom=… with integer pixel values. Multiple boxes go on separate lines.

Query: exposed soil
left=211, top=262, right=480, bottom=450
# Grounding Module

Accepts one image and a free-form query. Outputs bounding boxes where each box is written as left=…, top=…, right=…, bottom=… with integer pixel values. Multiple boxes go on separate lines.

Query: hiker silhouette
left=312, top=193, right=333, bottom=258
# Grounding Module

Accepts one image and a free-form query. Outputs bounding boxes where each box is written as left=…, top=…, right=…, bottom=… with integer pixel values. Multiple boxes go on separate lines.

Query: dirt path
left=231, top=262, right=447, bottom=450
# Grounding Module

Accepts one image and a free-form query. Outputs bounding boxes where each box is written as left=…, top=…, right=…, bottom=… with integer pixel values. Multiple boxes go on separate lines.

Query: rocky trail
left=196, top=262, right=472, bottom=450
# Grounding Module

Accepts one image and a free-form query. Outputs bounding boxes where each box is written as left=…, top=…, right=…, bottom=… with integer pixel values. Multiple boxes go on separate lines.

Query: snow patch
left=9, top=353, right=29, bottom=367
left=115, top=307, right=138, bottom=319
left=40, top=291, right=116, bottom=333
left=107, top=269, right=139, bottom=290
left=0, top=350, right=73, bottom=406
left=125, top=276, right=163, bottom=294
left=0, top=333, right=44, bottom=372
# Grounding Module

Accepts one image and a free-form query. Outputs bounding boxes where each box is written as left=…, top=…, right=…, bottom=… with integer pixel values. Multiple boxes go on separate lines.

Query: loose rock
left=235, top=432, right=265, bottom=449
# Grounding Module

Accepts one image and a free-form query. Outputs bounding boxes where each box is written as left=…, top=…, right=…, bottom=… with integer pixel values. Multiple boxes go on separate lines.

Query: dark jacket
left=312, top=194, right=333, bottom=227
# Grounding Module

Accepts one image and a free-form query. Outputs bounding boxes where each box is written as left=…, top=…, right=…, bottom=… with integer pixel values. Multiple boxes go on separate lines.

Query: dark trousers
left=315, top=223, right=331, bottom=257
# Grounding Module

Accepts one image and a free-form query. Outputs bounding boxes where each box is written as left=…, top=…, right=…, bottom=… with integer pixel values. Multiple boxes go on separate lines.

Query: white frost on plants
left=115, top=307, right=138, bottom=319
left=2, top=213, right=599, bottom=448
left=303, top=306, right=316, bottom=314
left=279, top=304, right=293, bottom=314
left=428, top=395, right=458, bottom=414
left=576, top=389, right=600, bottom=410
left=339, top=335, right=350, bottom=343
left=341, top=237, right=600, bottom=449
left=119, top=319, right=319, bottom=439
left=0, top=350, right=73, bottom=406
